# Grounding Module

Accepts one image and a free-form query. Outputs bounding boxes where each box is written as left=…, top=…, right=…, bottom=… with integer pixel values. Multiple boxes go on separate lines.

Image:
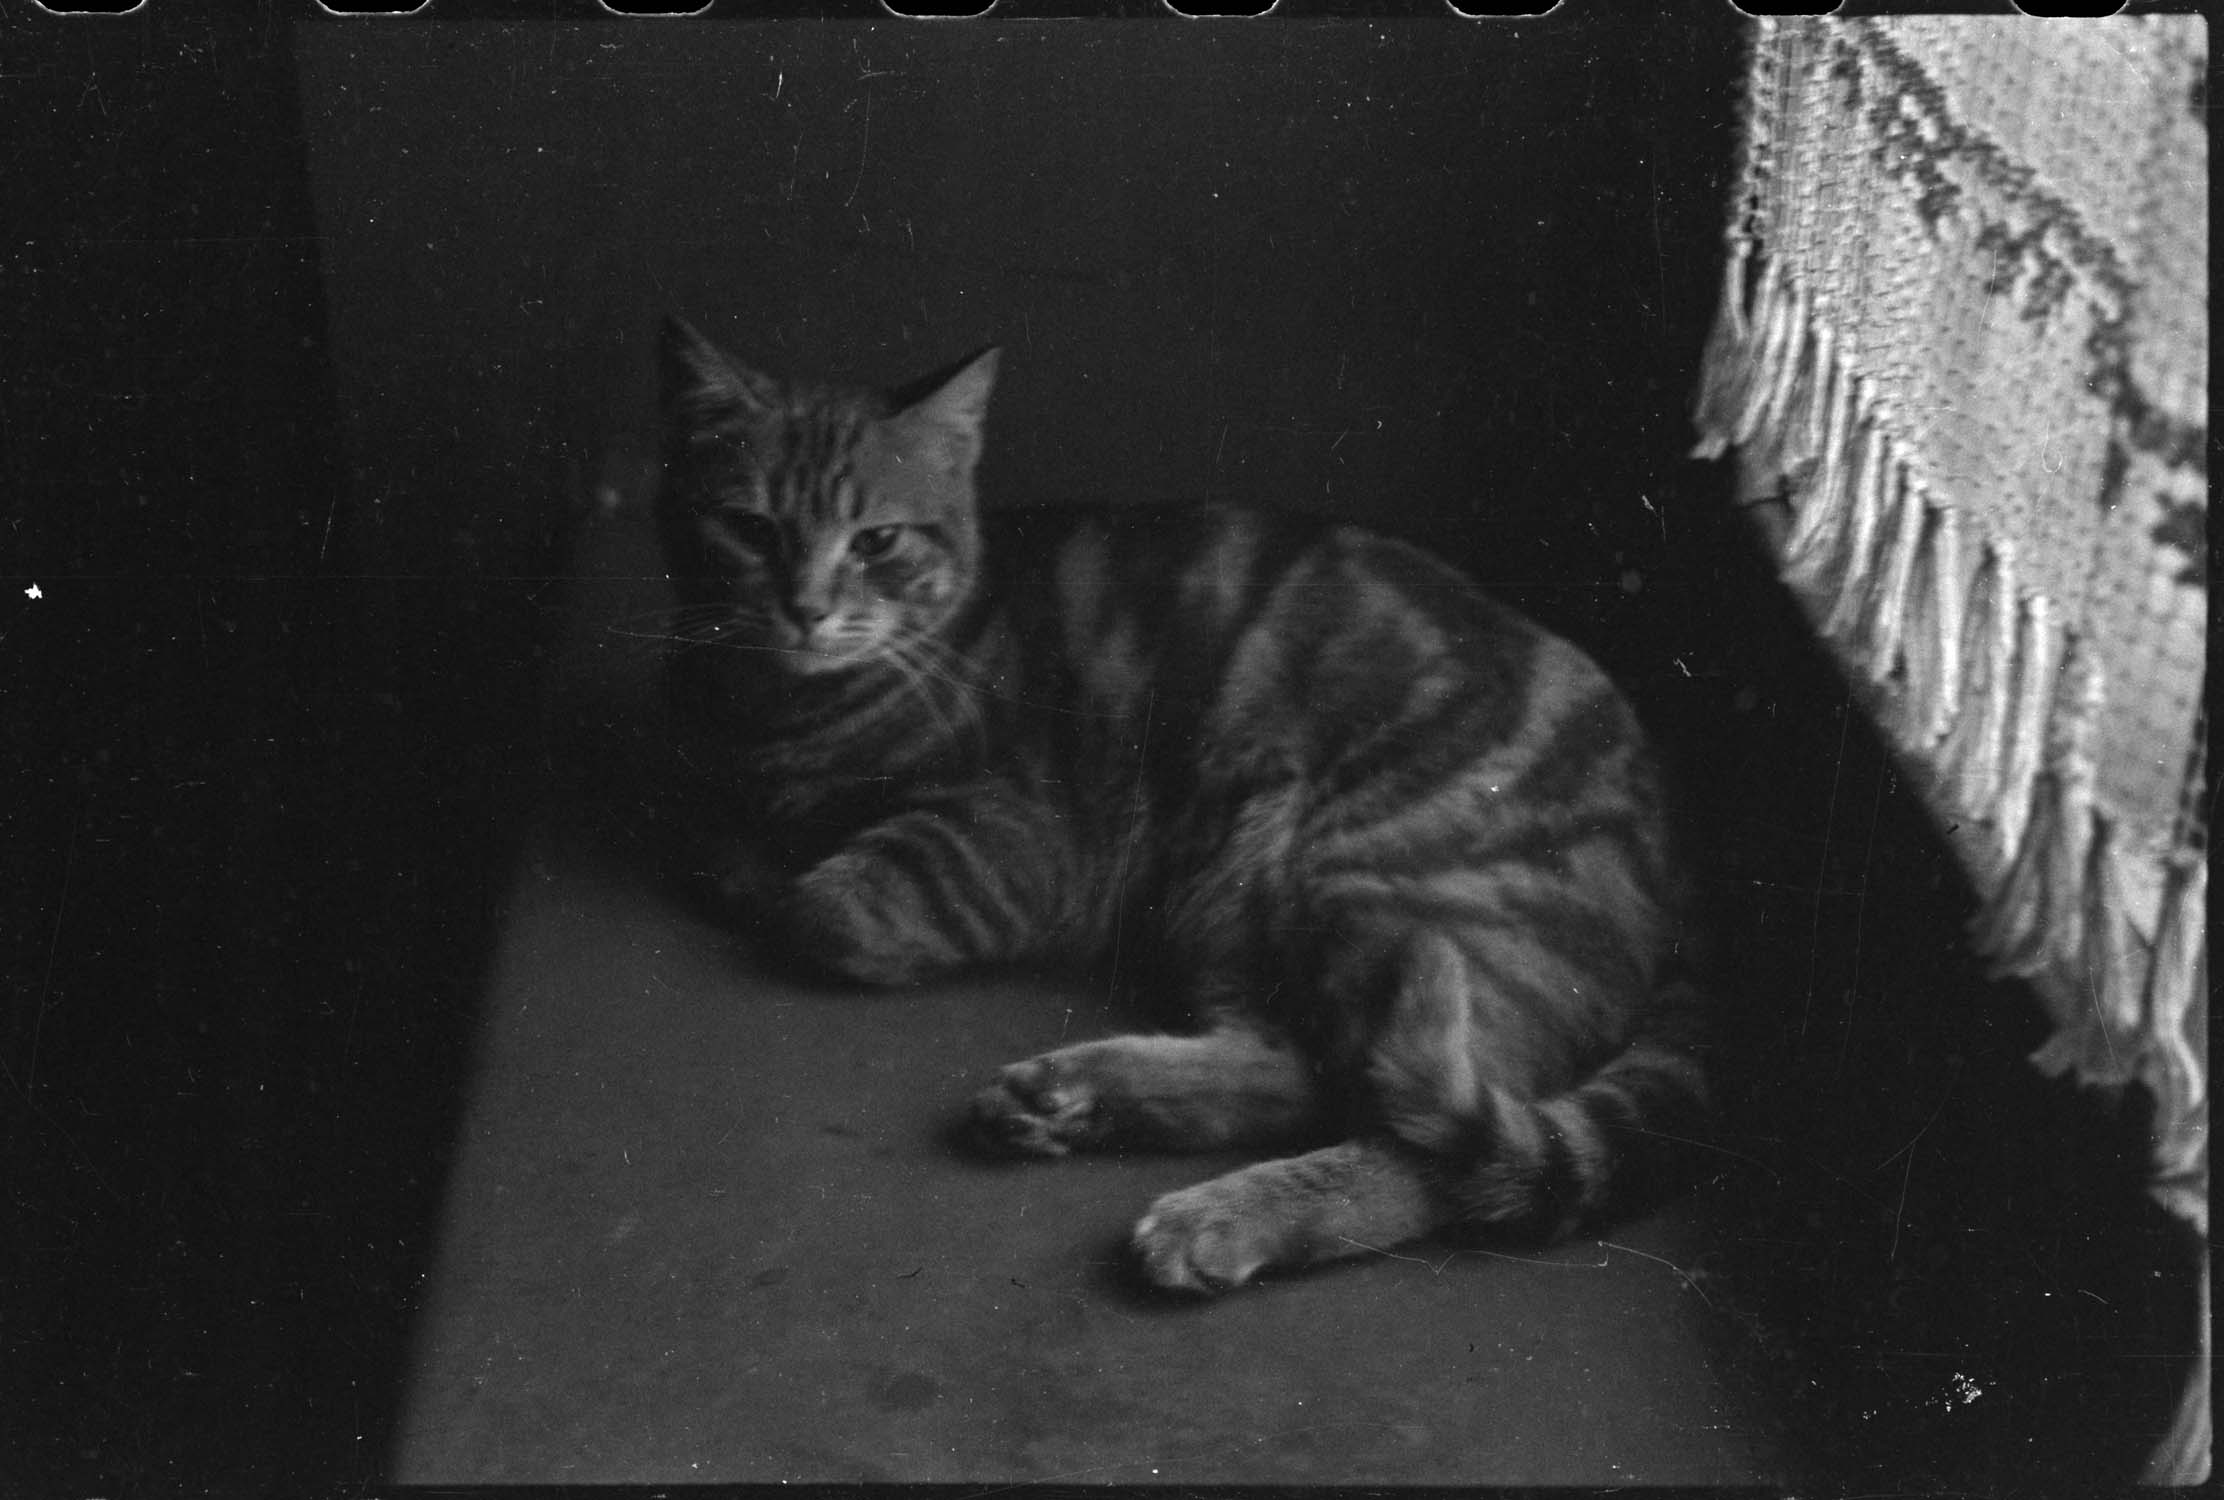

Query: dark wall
left=2, top=4, right=535, bottom=1492
left=290, top=8, right=1744, bottom=681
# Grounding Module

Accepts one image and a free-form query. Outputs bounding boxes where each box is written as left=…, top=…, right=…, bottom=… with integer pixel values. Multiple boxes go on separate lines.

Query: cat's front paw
left=781, top=852, right=956, bottom=987
left=1131, top=1175, right=1290, bottom=1295
left=969, top=1054, right=1109, bottom=1157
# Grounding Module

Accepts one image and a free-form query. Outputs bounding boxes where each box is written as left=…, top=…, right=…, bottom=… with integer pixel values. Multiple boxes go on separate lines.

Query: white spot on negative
left=24, top=583, right=41, bottom=600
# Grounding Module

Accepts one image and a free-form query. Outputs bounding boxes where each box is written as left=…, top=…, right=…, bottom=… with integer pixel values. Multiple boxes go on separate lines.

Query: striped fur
left=656, top=319, right=1711, bottom=1293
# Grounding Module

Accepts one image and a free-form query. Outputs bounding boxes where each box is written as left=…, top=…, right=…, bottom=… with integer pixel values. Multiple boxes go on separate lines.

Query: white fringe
left=1973, top=541, right=2023, bottom=814
left=1926, top=508, right=1967, bottom=746
left=1734, top=263, right=1795, bottom=448
left=1868, top=460, right=1930, bottom=691
left=2041, top=643, right=2106, bottom=967
left=1803, top=319, right=1835, bottom=467
left=1821, top=406, right=1888, bottom=639
left=1691, top=248, right=1753, bottom=461
left=1779, top=414, right=1846, bottom=583
left=1691, top=255, right=2207, bottom=1238
left=2147, top=854, right=2210, bottom=1159
left=1811, top=346, right=1853, bottom=540
left=1996, top=592, right=2060, bottom=870
left=1936, top=544, right=2001, bottom=808
left=1756, top=280, right=1813, bottom=443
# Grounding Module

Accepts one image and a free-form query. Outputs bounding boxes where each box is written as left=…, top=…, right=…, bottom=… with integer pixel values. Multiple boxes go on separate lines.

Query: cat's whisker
left=604, top=626, right=803, bottom=668
left=883, top=631, right=989, bottom=701
left=891, top=629, right=1078, bottom=717
left=604, top=623, right=724, bottom=651
left=606, top=602, right=740, bottom=630
left=600, top=626, right=693, bottom=664
left=878, top=637, right=973, bottom=748
left=899, top=628, right=1032, bottom=712
left=603, top=603, right=779, bottom=660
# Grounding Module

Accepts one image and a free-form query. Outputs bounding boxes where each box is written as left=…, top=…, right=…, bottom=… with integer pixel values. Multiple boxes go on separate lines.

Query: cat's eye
left=849, top=525, right=903, bottom=559
left=720, top=511, right=783, bottom=556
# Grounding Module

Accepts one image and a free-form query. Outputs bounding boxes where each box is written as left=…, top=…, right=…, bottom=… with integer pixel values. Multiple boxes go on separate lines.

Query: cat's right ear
left=660, top=316, right=776, bottom=421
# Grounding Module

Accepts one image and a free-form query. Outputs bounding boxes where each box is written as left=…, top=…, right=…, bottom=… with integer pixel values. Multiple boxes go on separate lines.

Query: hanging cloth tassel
left=1782, top=343, right=1853, bottom=600
left=2038, top=640, right=2106, bottom=968
left=1821, top=405, right=1890, bottom=640
left=1965, top=543, right=2022, bottom=816
left=1733, top=263, right=1796, bottom=449
left=2028, top=807, right=2104, bottom=1080
left=1865, top=448, right=1929, bottom=685
left=1924, top=506, right=1969, bottom=746
left=1972, top=589, right=2063, bottom=970
left=1691, top=242, right=1757, bottom=460
left=2087, top=833, right=2150, bottom=1075
left=1893, top=501, right=1946, bottom=750
left=1802, top=318, right=1836, bottom=466
left=1754, top=279, right=1815, bottom=454
left=1810, top=344, right=1854, bottom=533
left=1994, top=584, right=2057, bottom=867
left=1979, top=764, right=2062, bottom=978
left=1936, top=543, right=2000, bottom=807
left=2142, top=853, right=2209, bottom=1170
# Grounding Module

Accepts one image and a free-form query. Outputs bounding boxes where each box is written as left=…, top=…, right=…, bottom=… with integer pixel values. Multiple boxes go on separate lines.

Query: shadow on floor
left=1657, top=511, right=2204, bottom=1493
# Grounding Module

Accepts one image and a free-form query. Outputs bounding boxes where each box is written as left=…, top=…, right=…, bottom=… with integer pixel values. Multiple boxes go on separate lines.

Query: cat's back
left=979, top=502, right=1631, bottom=785
left=986, top=501, right=1530, bottom=656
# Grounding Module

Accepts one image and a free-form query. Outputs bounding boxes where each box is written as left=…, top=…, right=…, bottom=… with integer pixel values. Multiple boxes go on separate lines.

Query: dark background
left=2, top=1, right=2197, bottom=1493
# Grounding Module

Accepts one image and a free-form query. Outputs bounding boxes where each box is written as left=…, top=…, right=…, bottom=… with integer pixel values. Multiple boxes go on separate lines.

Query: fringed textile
left=1691, top=18, right=2208, bottom=1484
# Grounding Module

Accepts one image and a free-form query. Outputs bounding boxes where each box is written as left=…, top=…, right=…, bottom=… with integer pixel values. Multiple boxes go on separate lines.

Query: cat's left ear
left=897, top=346, right=1000, bottom=475
left=660, top=316, right=778, bottom=421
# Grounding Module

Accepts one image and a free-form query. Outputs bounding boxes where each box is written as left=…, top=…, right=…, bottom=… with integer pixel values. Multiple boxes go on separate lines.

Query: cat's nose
left=783, top=596, right=832, bottom=630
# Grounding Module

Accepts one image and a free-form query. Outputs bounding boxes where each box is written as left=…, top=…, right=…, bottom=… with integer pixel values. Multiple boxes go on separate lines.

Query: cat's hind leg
left=1122, top=932, right=1536, bottom=1294
left=1129, top=1139, right=1446, bottom=1294
left=1126, top=929, right=1707, bottom=1293
left=970, top=1024, right=1323, bottom=1157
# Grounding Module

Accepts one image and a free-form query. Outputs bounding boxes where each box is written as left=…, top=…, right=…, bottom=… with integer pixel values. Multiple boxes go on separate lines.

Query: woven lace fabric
left=1691, top=18, right=2208, bottom=1482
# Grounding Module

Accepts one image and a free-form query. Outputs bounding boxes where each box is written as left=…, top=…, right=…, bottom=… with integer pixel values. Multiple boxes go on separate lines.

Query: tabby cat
left=654, top=317, right=1710, bottom=1294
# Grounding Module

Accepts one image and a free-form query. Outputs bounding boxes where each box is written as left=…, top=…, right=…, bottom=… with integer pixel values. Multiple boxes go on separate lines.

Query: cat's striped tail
left=1366, top=940, right=1714, bottom=1242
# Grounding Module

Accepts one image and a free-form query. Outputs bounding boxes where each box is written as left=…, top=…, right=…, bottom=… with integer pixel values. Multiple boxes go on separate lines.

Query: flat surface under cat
left=655, top=326, right=1713, bottom=1296
left=393, top=815, right=1775, bottom=1484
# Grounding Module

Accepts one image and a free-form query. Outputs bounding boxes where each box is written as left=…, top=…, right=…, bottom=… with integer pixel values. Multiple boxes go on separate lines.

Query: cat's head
left=656, top=318, right=998, bottom=677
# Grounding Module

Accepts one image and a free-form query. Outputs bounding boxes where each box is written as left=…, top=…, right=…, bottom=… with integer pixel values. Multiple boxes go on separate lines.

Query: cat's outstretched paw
left=1131, top=1178, right=1285, bottom=1295
left=968, top=1055, right=1106, bottom=1157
